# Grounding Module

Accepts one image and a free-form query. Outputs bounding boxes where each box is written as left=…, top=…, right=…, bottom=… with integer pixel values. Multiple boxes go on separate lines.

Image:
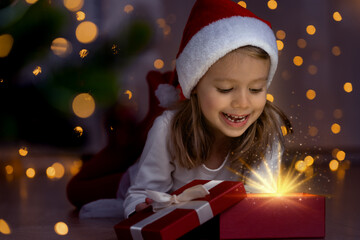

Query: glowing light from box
left=329, top=160, right=339, bottom=171
left=276, top=40, right=284, bottom=51
left=308, top=126, right=318, bottom=137
left=19, top=147, right=28, bottom=156
left=124, top=4, right=134, bottom=13
left=25, top=0, right=38, bottom=4
left=0, top=219, right=11, bottom=235
left=266, top=93, right=274, bottom=102
left=74, top=126, right=83, bottom=136
left=333, top=11, right=342, bottom=22
left=154, top=59, right=164, bottom=69
left=72, top=93, right=95, bottom=118
left=76, top=11, right=85, bottom=21
left=64, top=0, right=83, bottom=12
left=336, top=150, right=345, bottom=161
left=332, top=46, right=341, bottom=56
left=33, top=66, right=42, bottom=76
left=70, top=160, right=83, bottom=176
left=76, top=21, right=98, bottom=44
left=306, top=25, right=316, bottom=35
left=79, top=49, right=88, bottom=58
left=26, top=168, right=36, bottom=178
left=228, top=144, right=314, bottom=195
left=237, top=1, right=246, bottom=8
left=267, top=0, right=277, bottom=10
left=124, top=90, right=133, bottom=100
left=306, top=89, right=316, bottom=100
left=5, top=165, right=14, bottom=175
left=308, top=65, right=317, bottom=75
left=331, top=123, right=341, bottom=134
left=343, top=82, right=353, bottom=93
left=0, top=34, right=14, bottom=58
left=297, top=39, right=307, bottom=48
left=295, top=160, right=307, bottom=172
left=54, top=222, right=68, bottom=235
left=51, top=38, right=72, bottom=57
left=293, top=56, right=303, bottom=66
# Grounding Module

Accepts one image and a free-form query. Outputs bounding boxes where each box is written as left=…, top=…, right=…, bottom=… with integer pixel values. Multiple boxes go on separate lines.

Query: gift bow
left=146, top=184, right=210, bottom=211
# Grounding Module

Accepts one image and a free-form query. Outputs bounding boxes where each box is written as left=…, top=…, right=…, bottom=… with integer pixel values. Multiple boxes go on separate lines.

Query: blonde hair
left=170, top=46, right=292, bottom=170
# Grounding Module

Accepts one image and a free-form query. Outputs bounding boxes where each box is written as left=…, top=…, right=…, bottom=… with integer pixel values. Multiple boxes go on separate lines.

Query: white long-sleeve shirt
left=119, top=110, right=281, bottom=218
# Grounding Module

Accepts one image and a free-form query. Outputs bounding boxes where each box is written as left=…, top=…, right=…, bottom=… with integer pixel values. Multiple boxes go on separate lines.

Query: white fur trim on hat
left=176, top=16, right=278, bottom=99
left=155, top=84, right=180, bottom=108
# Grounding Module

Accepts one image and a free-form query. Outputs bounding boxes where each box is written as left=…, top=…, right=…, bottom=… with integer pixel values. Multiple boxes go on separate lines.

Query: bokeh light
left=154, top=59, right=164, bottom=69
left=266, top=93, right=274, bottom=102
left=76, top=11, right=86, bottom=21
left=5, top=165, right=14, bottom=175
left=333, top=11, right=342, bottom=22
left=295, top=160, right=307, bottom=172
left=276, top=30, right=286, bottom=40
left=306, top=25, right=316, bottom=35
left=70, top=160, right=83, bottom=176
left=19, top=147, right=28, bottom=157
left=33, top=66, right=42, bottom=76
left=124, top=4, right=134, bottom=13
left=333, top=109, right=343, bottom=119
left=306, top=89, right=316, bottom=100
left=79, top=49, right=88, bottom=58
left=52, top=162, right=65, bottom=179
left=26, top=168, right=36, bottom=178
left=74, top=126, right=83, bottom=136
left=124, top=90, right=133, bottom=99
left=293, top=56, right=303, bottom=66
left=276, top=40, right=284, bottom=51
left=281, top=126, right=288, bottom=136
left=75, top=21, right=98, bottom=44
left=297, top=39, right=307, bottom=48
left=329, top=160, right=339, bottom=171
left=0, top=219, right=11, bottom=235
left=308, top=65, right=318, bottom=75
left=304, top=156, right=314, bottom=166
left=343, top=82, right=353, bottom=93
left=308, top=126, right=318, bottom=137
left=25, top=0, right=38, bottom=4
left=237, top=1, right=247, bottom=8
left=336, top=150, right=346, bottom=161
left=267, top=0, right=277, bottom=10
left=51, top=38, right=72, bottom=57
left=0, top=34, right=14, bottom=58
left=331, top=123, right=341, bottom=134
left=331, top=46, right=341, bottom=56
left=72, top=93, right=96, bottom=118
left=54, top=222, right=69, bottom=235
left=64, top=0, right=84, bottom=12
left=332, top=148, right=340, bottom=158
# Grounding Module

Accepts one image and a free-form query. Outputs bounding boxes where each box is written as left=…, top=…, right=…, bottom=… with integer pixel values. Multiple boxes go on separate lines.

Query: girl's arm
left=123, top=111, right=176, bottom=218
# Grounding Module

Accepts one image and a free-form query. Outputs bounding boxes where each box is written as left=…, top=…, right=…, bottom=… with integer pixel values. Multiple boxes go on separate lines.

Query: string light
left=54, top=222, right=68, bottom=235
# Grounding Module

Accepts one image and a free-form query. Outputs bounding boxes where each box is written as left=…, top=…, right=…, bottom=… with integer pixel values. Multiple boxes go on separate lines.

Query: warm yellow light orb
left=297, top=39, right=307, bottom=48
left=304, top=156, right=314, bottom=166
left=331, top=123, right=341, bottom=134
left=19, top=147, right=28, bottom=157
left=344, top=82, right=353, bottom=93
left=295, top=160, right=307, bottom=172
left=76, top=11, right=86, bottom=21
left=267, top=0, right=277, bottom=10
left=276, top=30, right=286, bottom=40
left=308, top=65, right=318, bottom=75
left=0, top=219, right=11, bottom=235
left=5, top=165, right=14, bottom=175
left=26, top=168, right=36, bottom=178
left=54, top=222, right=69, bottom=235
left=266, top=93, right=274, bottom=102
left=333, top=109, right=343, bottom=119
left=124, top=4, right=134, bottom=13
left=72, top=93, right=96, bottom=118
left=333, top=11, right=342, bottom=22
left=0, top=34, right=14, bottom=58
left=154, top=59, right=164, bottom=69
left=281, top=126, right=288, bottom=136
left=329, top=160, right=339, bottom=171
left=308, top=126, right=318, bottom=137
left=336, top=150, right=345, bottom=161
left=74, top=126, right=83, bottom=136
left=306, top=89, right=316, bottom=100
left=79, top=49, right=89, bottom=58
left=64, top=0, right=84, bottom=12
left=306, top=25, right=316, bottom=35
left=52, top=162, right=65, bottom=179
left=293, top=56, right=303, bottom=66
left=51, top=38, right=72, bottom=57
left=276, top=40, right=284, bottom=51
left=332, top=46, right=341, bottom=56
left=25, top=0, right=38, bottom=4
left=46, top=166, right=56, bottom=179
left=237, top=1, right=247, bottom=8
left=33, top=66, right=42, bottom=76
left=75, top=21, right=98, bottom=44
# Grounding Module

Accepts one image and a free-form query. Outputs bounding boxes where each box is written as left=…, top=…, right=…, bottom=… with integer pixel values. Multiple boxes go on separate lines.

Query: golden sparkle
left=76, top=11, right=86, bottom=21
left=79, top=49, right=89, bottom=58
left=33, top=66, right=42, bottom=76
left=74, top=126, right=83, bottom=136
left=124, top=90, right=133, bottom=100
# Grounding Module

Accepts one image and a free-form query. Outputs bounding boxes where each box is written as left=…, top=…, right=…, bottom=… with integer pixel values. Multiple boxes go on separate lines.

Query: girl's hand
left=135, top=198, right=153, bottom=212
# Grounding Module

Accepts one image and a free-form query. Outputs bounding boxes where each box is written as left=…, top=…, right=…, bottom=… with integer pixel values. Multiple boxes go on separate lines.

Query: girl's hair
left=169, top=45, right=292, bottom=170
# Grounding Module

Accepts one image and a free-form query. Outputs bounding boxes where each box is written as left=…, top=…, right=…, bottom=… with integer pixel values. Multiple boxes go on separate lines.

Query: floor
left=1, top=150, right=360, bottom=240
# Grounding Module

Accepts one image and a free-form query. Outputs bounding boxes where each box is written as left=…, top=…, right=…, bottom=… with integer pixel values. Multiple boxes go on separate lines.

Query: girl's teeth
left=224, top=113, right=246, bottom=123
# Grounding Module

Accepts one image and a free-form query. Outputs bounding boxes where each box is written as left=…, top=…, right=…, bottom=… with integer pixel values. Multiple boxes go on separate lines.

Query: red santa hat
left=176, top=0, right=278, bottom=99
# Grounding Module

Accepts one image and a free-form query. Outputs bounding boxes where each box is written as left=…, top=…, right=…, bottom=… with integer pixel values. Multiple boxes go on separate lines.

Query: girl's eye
left=217, top=88, right=233, bottom=93
left=249, top=88, right=263, bottom=93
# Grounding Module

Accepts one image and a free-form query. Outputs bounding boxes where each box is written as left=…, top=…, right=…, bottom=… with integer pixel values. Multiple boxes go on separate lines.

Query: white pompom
left=155, top=84, right=180, bottom=108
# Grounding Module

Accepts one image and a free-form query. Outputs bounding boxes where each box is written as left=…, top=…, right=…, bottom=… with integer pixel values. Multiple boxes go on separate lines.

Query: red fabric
left=176, top=0, right=272, bottom=59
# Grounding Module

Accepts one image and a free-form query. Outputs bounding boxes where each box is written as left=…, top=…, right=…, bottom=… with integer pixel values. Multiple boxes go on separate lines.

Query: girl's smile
left=195, top=47, right=270, bottom=139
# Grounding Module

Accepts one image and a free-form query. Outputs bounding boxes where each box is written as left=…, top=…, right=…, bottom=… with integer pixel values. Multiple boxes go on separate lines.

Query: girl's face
left=195, top=48, right=270, bottom=139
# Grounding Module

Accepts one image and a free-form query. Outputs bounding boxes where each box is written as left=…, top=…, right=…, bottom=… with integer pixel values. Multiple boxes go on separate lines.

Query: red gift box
left=114, top=180, right=246, bottom=240
left=220, top=193, right=325, bottom=239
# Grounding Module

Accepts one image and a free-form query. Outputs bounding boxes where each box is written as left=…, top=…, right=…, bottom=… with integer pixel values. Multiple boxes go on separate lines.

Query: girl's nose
left=231, top=92, right=250, bottom=109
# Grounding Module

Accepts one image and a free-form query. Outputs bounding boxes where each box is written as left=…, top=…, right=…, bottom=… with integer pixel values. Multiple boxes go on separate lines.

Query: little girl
left=118, top=0, right=292, bottom=218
